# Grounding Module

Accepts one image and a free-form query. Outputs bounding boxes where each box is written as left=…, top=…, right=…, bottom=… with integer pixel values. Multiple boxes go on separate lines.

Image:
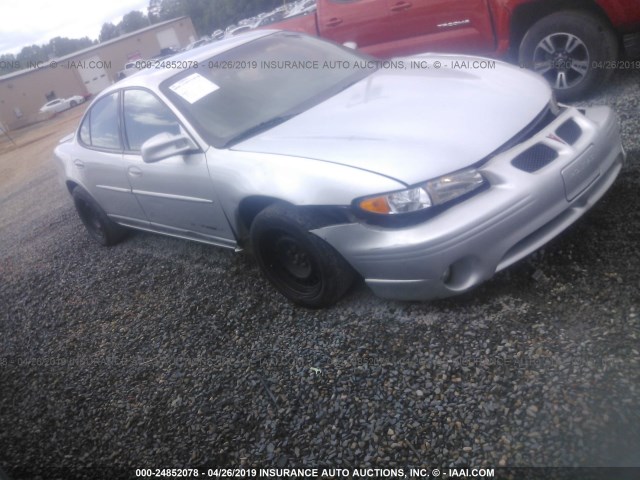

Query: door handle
left=325, top=17, right=343, bottom=27
left=128, top=166, right=143, bottom=177
left=73, top=159, right=85, bottom=168
left=390, top=1, right=412, bottom=12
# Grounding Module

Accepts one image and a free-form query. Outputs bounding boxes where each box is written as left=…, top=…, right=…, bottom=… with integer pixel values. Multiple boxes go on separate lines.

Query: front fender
left=205, top=149, right=405, bottom=234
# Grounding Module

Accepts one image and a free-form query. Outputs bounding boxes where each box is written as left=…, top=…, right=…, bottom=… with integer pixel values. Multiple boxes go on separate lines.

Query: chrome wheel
left=533, top=32, right=590, bottom=90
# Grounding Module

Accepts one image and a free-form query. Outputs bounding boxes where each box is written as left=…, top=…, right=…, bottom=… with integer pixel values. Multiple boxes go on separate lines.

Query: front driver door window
left=122, top=89, right=181, bottom=151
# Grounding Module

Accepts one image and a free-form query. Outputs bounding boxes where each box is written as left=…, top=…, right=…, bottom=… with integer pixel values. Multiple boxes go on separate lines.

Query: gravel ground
left=1, top=69, right=639, bottom=480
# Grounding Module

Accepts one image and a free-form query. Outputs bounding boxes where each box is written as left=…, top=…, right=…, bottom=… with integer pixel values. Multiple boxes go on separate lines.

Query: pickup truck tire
left=70, top=100, right=77, bottom=107
left=519, top=11, right=618, bottom=101
left=251, top=203, right=356, bottom=308
left=72, top=187, right=128, bottom=246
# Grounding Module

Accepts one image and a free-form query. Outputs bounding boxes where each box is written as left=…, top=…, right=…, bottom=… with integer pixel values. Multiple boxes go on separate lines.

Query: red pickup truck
left=271, top=0, right=640, bottom=100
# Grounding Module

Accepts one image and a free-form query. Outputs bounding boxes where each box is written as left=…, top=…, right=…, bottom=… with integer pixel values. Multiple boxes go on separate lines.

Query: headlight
left=357, top=168, right=486, bottom=215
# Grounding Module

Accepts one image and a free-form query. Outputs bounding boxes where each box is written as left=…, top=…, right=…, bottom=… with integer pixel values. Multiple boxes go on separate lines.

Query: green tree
left=156, top=0, right=187, bottom=22
left=16, top=44, right=48, bottom=66
left=148, top=0, right=162, bottom=24
left=50, top=36, right=94, bottom=57
left=0, top=53, right=21, bottom=75
left=120, top=11, right=150, bottom=34
left=99, top=22, right=120, bottom=42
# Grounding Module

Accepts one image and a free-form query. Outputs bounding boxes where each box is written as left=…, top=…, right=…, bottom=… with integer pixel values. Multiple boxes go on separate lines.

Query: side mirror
left=343, top=41, right=358, bottom=50
left=141, top=132, right=199, bottom=163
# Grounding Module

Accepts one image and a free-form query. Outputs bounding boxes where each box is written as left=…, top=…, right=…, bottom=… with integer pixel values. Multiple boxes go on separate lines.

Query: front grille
left=556, top=119, right=581, bottom=145
left=512, top=144, right=558, bottom=173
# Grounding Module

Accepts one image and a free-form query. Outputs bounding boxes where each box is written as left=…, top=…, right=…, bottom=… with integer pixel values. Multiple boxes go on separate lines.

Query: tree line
left=0, top=37, right=95, bottom=75
left=1, top=0, right=292, bottom=76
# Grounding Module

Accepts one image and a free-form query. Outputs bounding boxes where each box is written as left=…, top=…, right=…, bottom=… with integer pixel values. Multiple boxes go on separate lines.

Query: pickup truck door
left=384, top=0, right=496, bottom=57
left=316, top=0, right=396, bottom=52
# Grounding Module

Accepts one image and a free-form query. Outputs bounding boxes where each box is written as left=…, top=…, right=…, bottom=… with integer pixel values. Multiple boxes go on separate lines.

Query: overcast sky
left=1, top=0, right=150, bottom=56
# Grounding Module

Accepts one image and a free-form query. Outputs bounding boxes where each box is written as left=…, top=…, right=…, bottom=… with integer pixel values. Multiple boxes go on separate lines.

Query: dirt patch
left=0, top=106, right=86, bottom=196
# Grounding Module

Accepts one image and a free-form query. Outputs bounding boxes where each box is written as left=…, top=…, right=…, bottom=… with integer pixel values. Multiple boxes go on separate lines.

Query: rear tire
left=72, top=187, right=127, bottom=246
left=250, top=203, right=356, bottom=308
left=519, top=11, right=618, bottom=101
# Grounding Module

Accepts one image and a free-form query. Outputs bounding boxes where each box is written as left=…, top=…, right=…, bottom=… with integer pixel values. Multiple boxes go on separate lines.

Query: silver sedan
left=53, top=30, right=624, bottom=308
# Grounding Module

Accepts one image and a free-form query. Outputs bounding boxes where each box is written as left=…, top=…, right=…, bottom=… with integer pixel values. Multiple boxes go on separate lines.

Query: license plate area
left=561, top=146, right=600, bottom=201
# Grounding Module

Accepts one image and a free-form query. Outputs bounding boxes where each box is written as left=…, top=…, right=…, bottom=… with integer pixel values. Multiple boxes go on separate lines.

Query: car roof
left=103, top=29, right=277, bottom=95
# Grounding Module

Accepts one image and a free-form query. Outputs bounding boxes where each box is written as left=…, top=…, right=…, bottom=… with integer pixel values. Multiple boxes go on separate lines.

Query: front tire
left=72, top=187, right=127, bottom=246
left=250, top=203, right=356, bottom=308
left=519, top=11, right=618, bottom=101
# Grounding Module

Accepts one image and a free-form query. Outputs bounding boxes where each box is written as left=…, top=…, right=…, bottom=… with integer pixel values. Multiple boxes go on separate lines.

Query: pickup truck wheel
left=72, top=187, right=127, bottom=246
left=70, top=100, right=77, bottom=107
left=519, top=11, right=617, bottom=101
left=250, top=203, right=356, bottom=308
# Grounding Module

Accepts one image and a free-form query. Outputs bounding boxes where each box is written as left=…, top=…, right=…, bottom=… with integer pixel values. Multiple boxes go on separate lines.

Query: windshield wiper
left=224, top=113, right=297, bottom=148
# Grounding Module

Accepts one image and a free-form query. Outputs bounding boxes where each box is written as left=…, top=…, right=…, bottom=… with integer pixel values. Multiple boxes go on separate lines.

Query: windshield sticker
left=169, top=73, right=219, bottom=104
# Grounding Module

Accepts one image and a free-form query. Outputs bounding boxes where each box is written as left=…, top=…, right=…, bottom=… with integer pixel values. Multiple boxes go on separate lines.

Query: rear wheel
left=250, top=203, right=356, bottom=308
left=70, top=100, right=77, bottom=107
left=519, top=11, right=618, bottom=101
left=72, top=187, right=127, bottom=246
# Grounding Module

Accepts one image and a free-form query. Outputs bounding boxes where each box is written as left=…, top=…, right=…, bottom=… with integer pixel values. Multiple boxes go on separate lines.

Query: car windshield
left=160, top=32, right=376, bottom=148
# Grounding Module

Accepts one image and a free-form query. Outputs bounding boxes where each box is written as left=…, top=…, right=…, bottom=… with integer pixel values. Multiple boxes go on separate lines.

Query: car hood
left=233, top=54, right=551, bottom=185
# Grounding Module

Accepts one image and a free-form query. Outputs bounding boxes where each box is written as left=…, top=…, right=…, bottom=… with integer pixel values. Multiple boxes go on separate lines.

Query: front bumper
left=312, top=106, right=624, bottom=301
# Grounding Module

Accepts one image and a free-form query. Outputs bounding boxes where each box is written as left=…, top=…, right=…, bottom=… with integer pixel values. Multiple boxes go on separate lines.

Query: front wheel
left=250, top=203, right=356, bottom=308
left=519, top=11, right=618, bottom=101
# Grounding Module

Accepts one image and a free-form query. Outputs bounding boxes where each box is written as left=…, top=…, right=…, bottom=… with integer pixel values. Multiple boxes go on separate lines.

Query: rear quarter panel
left=52, top=135, right=77, bottom=192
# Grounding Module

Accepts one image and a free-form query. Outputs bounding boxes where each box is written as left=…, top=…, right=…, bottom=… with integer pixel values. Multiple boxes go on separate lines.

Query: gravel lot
left=1, top=69, right=639, bottom=480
